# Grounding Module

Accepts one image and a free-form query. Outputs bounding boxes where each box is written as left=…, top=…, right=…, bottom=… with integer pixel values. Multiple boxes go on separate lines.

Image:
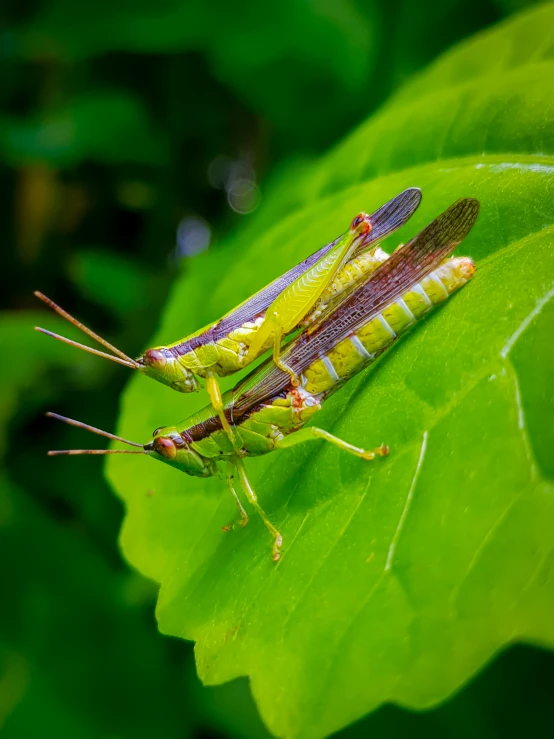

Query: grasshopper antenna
left=46, top=412, right=146, bottom=456
left=34, top=291, right=141, bottom=370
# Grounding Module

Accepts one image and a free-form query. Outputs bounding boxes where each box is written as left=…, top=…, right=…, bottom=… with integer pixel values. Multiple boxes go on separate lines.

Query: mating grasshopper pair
left=39, top=190, right=479, bottom=560
left=36, top=188, right=421, bottom=447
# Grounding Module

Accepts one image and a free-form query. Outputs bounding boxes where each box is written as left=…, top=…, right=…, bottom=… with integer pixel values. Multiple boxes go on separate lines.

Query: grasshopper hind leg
left=275, top=426, right=389, bottom=460
left=271, top=329, right=300, bottom=386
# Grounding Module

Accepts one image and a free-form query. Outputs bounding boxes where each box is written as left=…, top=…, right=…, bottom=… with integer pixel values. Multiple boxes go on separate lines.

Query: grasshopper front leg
left=205, top=372, right=242, bottom=451
left=222, top=460, right=249, bottom=531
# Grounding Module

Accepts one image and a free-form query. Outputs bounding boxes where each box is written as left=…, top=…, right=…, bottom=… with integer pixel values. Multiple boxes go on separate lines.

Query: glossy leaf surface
left=109, top=7, right=554, bottom=738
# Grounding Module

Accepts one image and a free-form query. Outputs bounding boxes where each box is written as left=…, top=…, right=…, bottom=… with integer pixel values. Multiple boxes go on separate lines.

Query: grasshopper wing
left=351, top=186, right=423, bottom=257
left=230, top=197, right=479, bottom=417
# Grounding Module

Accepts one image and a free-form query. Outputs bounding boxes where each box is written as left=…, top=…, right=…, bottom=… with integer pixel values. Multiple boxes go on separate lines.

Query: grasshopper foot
left=361, top=443, right=390, bottom=461
left=272, top=532, right=283, bottom=562
left=222, top=512, right=249, bottom=532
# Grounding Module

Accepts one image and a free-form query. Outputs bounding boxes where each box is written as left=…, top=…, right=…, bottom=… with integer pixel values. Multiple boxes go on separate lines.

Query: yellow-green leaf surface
left=108, top=6, right=554, bottom=738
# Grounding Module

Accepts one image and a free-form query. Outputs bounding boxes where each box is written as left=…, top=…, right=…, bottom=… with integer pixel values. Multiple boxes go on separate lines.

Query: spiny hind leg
left=234, top=457, right=283, bottom=561
left=205, top=373, right=241, bottom=451
left=271, top=328, right=299, bottom=386
left=222, top=461, right=249, bottom=532
left=275, top=426, right=389, bottom=460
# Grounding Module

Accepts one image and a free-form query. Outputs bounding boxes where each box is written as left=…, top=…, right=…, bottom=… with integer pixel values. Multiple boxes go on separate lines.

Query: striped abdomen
left=301, top=256, right=475, bottom=395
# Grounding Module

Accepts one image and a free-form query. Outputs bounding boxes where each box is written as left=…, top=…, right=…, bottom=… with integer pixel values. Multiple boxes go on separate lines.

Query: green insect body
left=139, top=214, right=383, bottom=451
left=35, top=188, right=421, bottom=410
left=152, top=254, right=475, bottom=469
left=134, top=250, right=475, bottom=560
left=46, top=195, right=480, bottom=561
left=153, top=245, right=391, bottom=381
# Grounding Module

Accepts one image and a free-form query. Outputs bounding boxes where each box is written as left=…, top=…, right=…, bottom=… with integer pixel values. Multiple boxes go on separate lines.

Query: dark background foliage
left=1, top=0, right=552, bottom=736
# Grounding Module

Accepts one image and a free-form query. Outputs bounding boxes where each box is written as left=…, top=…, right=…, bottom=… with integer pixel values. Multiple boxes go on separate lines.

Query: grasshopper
left=48, top=197, right=479, bottom=561
left=35, top=188, right=421, bottom=448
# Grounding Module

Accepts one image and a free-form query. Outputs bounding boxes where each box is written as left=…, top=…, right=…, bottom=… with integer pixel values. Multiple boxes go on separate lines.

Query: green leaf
left=108, top=6, right=554, bottom=738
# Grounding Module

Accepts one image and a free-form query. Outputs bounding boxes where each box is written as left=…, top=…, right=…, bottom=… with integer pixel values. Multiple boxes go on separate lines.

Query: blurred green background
left=1, top=0, right=553, bottom=737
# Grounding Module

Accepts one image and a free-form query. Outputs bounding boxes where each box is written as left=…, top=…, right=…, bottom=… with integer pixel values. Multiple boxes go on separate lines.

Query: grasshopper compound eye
left=143, top=349, right=167, bottom=368
left=153, top=436, right=177, bottom=460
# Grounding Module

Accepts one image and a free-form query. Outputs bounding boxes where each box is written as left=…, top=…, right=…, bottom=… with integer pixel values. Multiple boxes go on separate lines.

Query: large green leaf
left=108, top=6, right=554, bottom=738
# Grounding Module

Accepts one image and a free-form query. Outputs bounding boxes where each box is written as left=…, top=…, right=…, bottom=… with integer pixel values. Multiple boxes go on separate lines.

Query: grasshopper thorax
left=139, top=347, right=200, bottom=393
left=145, top=425, right=215, bottom=477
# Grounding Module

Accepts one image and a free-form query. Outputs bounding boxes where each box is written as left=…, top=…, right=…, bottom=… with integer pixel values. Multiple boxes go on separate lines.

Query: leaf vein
left=281, top=485, right=371, bottom=632
left=385, top=431, right=428, bottom=573
left=500, top=283, right=554, bottom=358
left=449, top=495, right=521, bottom=608
left=506, top=362, right=539, bottom=481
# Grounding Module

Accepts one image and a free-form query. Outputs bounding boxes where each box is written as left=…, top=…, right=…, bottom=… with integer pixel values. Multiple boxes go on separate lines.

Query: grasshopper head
left=45, top=413, right=215, bottom=478
left=139, top=347, right=200, bottom=393
left=145, top=425, right=216, bottom=477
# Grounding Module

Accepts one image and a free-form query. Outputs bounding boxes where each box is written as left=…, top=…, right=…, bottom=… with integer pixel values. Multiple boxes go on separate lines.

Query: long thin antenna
left=34, top=291, right=140, bottom=368
left=46, top=412, right=143, bottom=447
left=35, top=328, right=138, bottom=369
left=48, top=449, right=145, bottom=456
